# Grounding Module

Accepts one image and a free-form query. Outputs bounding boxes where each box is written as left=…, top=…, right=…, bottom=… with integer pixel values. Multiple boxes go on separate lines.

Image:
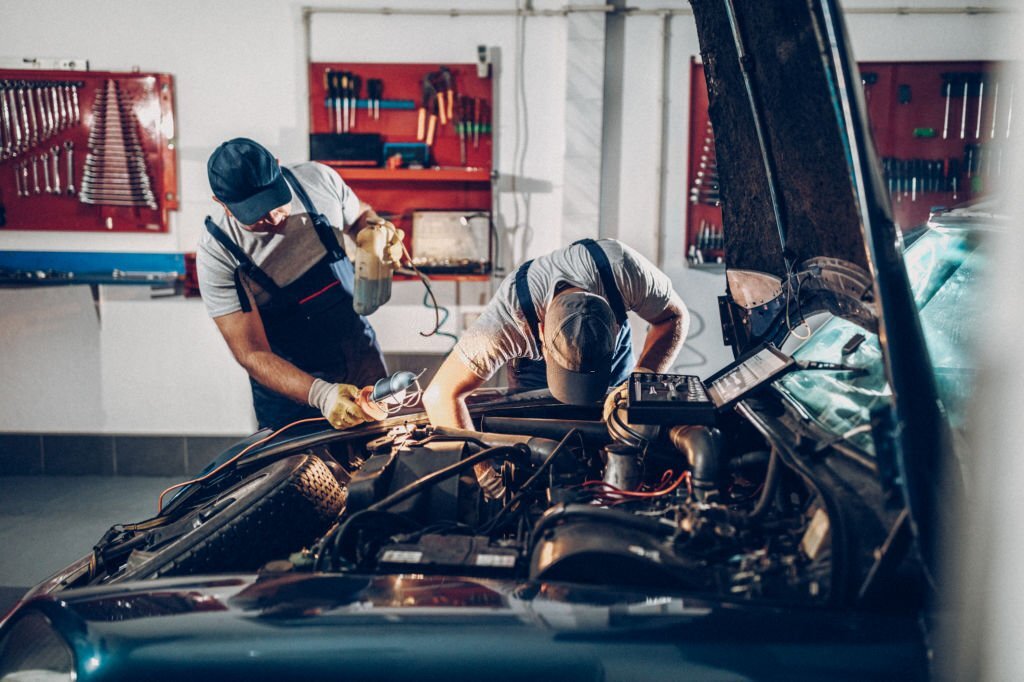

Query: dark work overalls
left=205, top=167, right=386, bottom=429
left=510, top=238, right=635, bottom=392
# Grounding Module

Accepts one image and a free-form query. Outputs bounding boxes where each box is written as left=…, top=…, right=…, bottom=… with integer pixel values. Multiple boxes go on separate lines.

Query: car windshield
left=773, top=223, right=986, bottom=455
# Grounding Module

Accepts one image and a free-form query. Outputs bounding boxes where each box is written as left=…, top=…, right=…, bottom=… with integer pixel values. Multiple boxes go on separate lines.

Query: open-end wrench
left=51, top=145, right=61, bottom=194
left=30, top=154, right=40, bottom=194
left=17, top=85, right=31, bottom=151
left=44, top=86, right=56, bottom=136
left=0, top=86, right=9, bottom=160
left=61, top=84, right=73, bottom=129
left=70, top=83, right=80, bottom=123
left=58, top=84, right=69, bottom=130
left=45, top=85, right=56, bottom=132
left=65, top=141, right=75, bottom=196
left=35, top=87, right=49, bottom=139
left=58, top=83, right=68, bottom=129
left=18, top=160, right=28, bottom=196
left=40, top=152, right=52, bottom=194
left=25, top=83, right=39, bottom=146
left=8, top=88, right=23, bottom=155
left=52, top=85, right=66, bottom=131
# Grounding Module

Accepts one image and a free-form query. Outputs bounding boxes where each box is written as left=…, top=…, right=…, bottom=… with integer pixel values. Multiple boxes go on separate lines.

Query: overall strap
left=280, top=166, right=347, bottom=261
left=574, top=238, right=627, bottom=325
left=205, top=217, right=281, bottom=312
left=514, top=259, right=541, bottom=348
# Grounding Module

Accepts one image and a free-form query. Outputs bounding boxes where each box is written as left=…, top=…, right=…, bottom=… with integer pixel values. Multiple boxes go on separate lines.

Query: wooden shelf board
left=395, top=273, right=491, bottom=282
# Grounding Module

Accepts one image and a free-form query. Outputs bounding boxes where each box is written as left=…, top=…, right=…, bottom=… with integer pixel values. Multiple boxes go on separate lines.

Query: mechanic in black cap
left=197, top=137, right=403, bottom=430
left=423, top=237, right=689, bottom=427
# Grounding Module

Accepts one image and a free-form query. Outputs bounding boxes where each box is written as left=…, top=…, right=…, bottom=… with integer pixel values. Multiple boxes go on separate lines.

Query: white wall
left=0, top=0, right=1008, bottom=435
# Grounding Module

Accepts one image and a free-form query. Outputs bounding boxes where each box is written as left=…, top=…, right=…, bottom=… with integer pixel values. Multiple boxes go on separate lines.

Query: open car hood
left=693, top=0, right=884, bottom=350
left=691, top=0, right=957, bottom=587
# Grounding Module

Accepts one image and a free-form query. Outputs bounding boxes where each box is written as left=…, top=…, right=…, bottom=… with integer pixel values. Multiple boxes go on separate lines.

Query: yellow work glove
left=602, top=368, right=659, bottom=446
left=601, top=367, right=654, bottom=419
left=308, top=379, right=369, bottom=430
left=384, top=223, right=405, bottom=264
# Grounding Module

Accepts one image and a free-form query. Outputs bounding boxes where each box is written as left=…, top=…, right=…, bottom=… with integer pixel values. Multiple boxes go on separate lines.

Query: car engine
left=307, top=399, right=834, bottom=606
left=81, top=386, right=847, bottom=609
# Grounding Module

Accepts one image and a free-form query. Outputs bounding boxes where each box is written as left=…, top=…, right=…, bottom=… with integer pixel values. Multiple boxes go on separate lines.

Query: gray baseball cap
left=207, top=138, right=292, bottom=225
left=544, top=291, right=619, bottom=405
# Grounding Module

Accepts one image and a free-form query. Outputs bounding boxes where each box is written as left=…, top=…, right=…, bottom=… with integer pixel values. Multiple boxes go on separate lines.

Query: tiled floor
left=0, top=475, right=182, bottom=614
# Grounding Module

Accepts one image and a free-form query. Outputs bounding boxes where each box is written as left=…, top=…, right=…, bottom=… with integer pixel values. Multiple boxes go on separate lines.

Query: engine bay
left=304, top=400, right=835, bottom=606
left=80, top=370, right=889, bottom=609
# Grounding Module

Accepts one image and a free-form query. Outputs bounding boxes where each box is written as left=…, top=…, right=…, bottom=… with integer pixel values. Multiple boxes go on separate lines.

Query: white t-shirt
left=196, top=162, right=363, bottom=318
left=455, top=239, right=677, bottom=380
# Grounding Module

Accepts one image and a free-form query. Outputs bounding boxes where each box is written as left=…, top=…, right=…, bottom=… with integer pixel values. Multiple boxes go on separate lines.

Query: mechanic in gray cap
left=423, top=238, right=689, bottom=430
left=197, top=138, right=403, bottom=431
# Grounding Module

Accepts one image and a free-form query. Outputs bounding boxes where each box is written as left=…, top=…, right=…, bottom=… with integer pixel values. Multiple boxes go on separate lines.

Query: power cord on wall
left=397, top=241, right=451, bottom=343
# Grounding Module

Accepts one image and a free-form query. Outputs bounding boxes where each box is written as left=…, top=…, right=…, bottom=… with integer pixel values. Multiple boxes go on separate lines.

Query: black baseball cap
left=544, top=291, right=618, bottom=405
left=207, top=138, right=291, bottom=225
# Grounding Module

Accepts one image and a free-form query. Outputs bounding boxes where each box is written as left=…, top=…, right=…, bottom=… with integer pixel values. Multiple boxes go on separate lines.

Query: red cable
left=583, top=470, right=691, bottom=503
left=157, top=416, right=327, bottom=512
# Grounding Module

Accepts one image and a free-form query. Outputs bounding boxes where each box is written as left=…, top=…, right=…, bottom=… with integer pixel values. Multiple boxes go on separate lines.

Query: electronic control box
left=626, top=372, right=716, bottom=426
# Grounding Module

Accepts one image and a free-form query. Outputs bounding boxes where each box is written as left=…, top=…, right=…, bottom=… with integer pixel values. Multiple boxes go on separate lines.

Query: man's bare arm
left=213, top=306, right=315, bottom=405
left=341, top=200, right=383, bottom=240
left=635, top=292, right=690, bottom=373
left=422, top=352, right=486, bottom=430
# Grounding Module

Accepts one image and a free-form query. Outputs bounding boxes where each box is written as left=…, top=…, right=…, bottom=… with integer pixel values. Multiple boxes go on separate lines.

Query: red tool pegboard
left=861, top=60, right=1000, bottom=228
left=308, top=62, right=494, bottom=280
left=686, top=59, right=1001, bottom=264
left=308, top=62, right=492, bottom=170
left=0, top=68, right=178, bottom=233
left=685, top=58, right=723, bottom=266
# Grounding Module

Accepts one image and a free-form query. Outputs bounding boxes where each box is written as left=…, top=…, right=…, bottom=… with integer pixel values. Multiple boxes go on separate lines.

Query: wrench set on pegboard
left=2, top=80, right=81, bottom=199
left=0, top=69, right=178, bottom=232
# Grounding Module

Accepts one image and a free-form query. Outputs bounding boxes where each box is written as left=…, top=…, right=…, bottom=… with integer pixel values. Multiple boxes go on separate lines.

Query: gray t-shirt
left=455, top=239, right=677, bottom=380
left=197, top=162, right=363, bottom=318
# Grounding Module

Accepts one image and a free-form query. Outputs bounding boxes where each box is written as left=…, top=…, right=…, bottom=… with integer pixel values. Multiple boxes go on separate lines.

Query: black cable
left=748, top=447, right=781, bottom=520
left=396, top=241, right=448, bottom=340
left=423, top=290, right=459, bottom=347
left=611, top=396, right=655, bottom=445
left=327, top=445, right=523, bottom=568
left=368, top=444, right=522, bottom=512
left=479, top=428, right=581, bottom=535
